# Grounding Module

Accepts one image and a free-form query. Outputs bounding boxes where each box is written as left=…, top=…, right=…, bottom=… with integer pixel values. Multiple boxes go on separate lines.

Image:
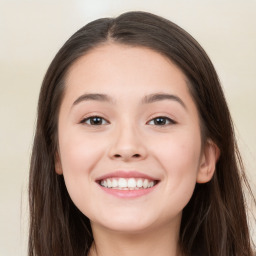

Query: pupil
left=155, top=117, right=166, bottom=125
left=91, top=117, right=102, bottom=125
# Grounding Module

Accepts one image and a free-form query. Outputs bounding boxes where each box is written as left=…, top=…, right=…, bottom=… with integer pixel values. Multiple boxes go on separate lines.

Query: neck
left=88, top=220, right=183, bottom=256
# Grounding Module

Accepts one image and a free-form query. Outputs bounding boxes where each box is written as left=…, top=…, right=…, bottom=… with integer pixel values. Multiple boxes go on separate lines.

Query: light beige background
left=0, top=1, right=255, bottom=255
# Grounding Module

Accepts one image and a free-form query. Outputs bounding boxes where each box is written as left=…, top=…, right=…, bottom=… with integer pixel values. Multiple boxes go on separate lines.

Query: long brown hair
left=29, top=11, right=255, bottom=256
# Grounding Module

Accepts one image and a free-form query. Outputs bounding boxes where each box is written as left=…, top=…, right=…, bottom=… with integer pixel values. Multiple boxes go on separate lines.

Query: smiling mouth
left=98, top=178, right=158, bottom=190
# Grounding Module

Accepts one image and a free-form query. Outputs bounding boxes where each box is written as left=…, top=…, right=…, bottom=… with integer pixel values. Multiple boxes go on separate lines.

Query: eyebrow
left=142, top=93, right=187, bottom=109
left=72, top=92, right=187, bottom=110
left=73, top=93, right=114, bottom=105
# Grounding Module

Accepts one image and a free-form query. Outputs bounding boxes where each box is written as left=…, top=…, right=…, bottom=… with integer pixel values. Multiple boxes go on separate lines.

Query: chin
left=90, top=212, right=157, bottom=234
left=100, top=222, right=153, bottom=234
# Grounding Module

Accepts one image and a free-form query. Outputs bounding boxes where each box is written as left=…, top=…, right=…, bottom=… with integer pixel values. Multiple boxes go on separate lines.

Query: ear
left=55, top=152, right=63, bottom=175
left=197, top=139, right=220, bottom=183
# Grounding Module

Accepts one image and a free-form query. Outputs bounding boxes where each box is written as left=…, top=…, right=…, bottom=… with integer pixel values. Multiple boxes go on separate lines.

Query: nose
left=108, top=123, right=147, bottom=162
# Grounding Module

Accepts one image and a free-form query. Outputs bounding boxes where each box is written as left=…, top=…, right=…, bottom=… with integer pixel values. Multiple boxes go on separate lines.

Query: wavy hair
left=29, top=11, right=255, bottom=256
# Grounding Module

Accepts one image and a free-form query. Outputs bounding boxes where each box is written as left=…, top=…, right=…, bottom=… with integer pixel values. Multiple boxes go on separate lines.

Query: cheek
left=59, top=130, right=105, bottom=174
left=58, top=131, right=106, bottom=199
left=58, top=132, right=108, bottom=216
left=152, top=129, right=201, bottom=172
left=151, top=130, right=201, bottom=205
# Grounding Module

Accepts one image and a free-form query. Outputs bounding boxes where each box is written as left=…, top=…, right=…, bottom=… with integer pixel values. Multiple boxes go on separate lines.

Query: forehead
left=64, top=43, right=191, bottom=98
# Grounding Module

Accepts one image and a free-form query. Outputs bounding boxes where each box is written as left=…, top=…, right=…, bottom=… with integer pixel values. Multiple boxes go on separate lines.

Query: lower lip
left=97, top=184, right=158, bottom=198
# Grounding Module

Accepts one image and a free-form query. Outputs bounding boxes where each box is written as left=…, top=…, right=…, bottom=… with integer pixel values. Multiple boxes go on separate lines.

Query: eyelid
left=79, top=114, right=110, bottom=126
left=146, top=115, right=177, bottom=125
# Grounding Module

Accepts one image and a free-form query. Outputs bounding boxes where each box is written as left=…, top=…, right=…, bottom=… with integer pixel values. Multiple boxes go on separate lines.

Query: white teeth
left=100, top=178, right=156, bottom=190
left=118, top=178, right=127, bottom=188
left=112, top=178, right=118, bottom=188
left=107, top=179, right=112, bottom=188
left=137, top=179, right=143, bottom=188
left=127, top=178, right=136, bottom=188
left=143, top=179, right=148, bottom=188
left=148, top=181, right=154, bottom=188
left=101, top=180, right=107, bottom=187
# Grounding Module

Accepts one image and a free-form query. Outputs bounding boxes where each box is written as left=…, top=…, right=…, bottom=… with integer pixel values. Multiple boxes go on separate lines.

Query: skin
left=56, top=43, right=219, bottom=256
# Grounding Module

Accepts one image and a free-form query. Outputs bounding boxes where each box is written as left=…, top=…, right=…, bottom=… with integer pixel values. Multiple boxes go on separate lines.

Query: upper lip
left=95, top=170, right=159, bottom=181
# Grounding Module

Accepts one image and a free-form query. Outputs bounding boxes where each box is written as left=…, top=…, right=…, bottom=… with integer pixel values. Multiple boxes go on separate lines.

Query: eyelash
left=80, top=115, right=176, bottom=126
left=80, top=116, right=109, bottom=126
left=147, top=116, right=176, bottom=126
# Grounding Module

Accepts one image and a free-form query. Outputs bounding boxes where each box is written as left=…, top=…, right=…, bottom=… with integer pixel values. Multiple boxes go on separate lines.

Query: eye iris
left=90, top=117, right=102, bottom=125
left=154, top=117, right=166, bottom=125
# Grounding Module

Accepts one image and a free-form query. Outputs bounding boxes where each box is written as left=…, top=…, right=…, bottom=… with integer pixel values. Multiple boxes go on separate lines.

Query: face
left=56, top=43, right=215, bottom=234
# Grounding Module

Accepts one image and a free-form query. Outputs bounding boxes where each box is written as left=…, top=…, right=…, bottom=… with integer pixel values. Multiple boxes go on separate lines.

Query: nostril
left=113, top=153, right=141, bottom=159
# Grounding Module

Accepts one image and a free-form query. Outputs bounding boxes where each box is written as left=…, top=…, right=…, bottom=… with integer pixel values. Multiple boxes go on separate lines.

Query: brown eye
left=81, top=116, right=109, bottom=125
left=147, top=116, right=176, bottom=126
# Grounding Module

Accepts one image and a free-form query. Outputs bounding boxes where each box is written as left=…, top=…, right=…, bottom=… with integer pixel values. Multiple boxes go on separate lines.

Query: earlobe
left=196, top=140, right=220, bottom=183
left=55, top=152, right=63, bottom=175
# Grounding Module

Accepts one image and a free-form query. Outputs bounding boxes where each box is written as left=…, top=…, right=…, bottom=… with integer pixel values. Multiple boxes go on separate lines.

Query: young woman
left=29, top=11, right=255, bottom=256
